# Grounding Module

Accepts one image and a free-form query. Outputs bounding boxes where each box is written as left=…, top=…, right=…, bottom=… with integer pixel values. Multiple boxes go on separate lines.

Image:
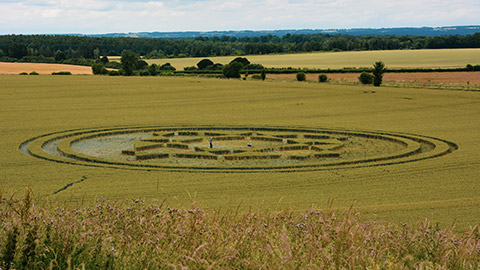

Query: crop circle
left=20, top=125, right=457, bottom=172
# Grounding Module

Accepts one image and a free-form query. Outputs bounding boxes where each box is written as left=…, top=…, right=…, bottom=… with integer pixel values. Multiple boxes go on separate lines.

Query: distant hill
left=88, top=26, right=480, bottom=39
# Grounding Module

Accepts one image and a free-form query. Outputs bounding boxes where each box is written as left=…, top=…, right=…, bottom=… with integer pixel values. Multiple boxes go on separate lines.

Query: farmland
left=143, top=48, right=480, bottom=69
left=1, top=74, right=479, bottom=232
left=0, top=62, right=93, bottom=75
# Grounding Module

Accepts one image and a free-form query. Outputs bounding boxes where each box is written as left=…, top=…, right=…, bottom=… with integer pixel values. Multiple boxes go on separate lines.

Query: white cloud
left=0, top=0, right=479, bottom=34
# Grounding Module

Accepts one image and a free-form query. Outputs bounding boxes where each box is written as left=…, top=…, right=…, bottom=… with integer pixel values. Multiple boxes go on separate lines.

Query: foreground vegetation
left=1, top=191, right=479, bottom=269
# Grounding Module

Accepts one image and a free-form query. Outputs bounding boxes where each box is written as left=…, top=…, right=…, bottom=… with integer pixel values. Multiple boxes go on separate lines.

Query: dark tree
left=54, top=51, right=66, bottom=62
left=261, top=69, right=266, bottom=81
left=229, top=57, right=250, bottom=66
left=100, top=55, right=109, bottom=64
left=159, top=63, right=176, bottom=71
left=222, top=62, right=243, bottom=78
left=148, top=64, right=158, bottom=76
left=197, top=59, right=214, bottom=69
left=121, top=50, right=139, bottom=76
left=359, top=72, right=374, bottom=84
left=91, top=63, right=107, bottom=75
left=296, top=72, right=306, bottom=81
left=318, top=74, right=328, bottom=82
left=136, top=60, right=148, bottom=70
left=372, top=61, right=386, bottom=86
left=8, top=43, right=28, bottom=59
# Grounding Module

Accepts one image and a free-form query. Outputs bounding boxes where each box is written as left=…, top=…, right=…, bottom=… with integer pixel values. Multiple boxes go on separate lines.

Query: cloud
left=0, top=0, right=479, bottom=34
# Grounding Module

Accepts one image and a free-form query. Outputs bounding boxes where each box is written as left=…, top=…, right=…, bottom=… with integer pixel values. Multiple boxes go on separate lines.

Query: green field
left=1, top=75, right=480, bottom=231
left=141, top=48, right=480, bottom=69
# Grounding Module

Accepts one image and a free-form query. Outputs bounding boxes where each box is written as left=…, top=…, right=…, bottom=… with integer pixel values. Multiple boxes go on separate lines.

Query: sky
left=1, top=0, right=479, bottom=35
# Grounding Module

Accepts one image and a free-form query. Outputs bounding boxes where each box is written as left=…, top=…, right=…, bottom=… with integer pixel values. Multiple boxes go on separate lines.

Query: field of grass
left=141, top=49, right=480, bottom=70
left=1, top=75, right=480, bottom=232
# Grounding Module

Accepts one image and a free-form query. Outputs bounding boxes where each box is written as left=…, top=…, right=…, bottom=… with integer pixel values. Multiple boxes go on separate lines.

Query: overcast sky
left=1, top=0, right=479, bottom=34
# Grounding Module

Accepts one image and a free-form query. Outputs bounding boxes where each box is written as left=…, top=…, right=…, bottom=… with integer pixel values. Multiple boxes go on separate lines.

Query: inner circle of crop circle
left=20, top=125, right=457, bottom=172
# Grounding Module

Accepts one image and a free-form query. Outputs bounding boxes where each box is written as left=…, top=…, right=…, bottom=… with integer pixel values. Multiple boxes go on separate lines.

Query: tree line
left=0, top=33, right=479, bottom=62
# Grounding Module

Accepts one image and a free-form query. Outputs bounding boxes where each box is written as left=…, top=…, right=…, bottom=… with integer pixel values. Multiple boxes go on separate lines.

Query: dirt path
left=0, top=62, right=93, bottom=75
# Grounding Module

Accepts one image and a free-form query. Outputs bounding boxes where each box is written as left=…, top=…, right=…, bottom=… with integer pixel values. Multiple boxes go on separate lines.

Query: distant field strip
left=0, top=62, right=94, bottom=74
left=144, top=49, right=480, bottom=69
left=21, top=125, right=457, bottom=172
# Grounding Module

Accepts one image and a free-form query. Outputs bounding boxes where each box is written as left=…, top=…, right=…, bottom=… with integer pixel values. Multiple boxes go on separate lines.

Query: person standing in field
left=209, top=137, right=213, bottom=148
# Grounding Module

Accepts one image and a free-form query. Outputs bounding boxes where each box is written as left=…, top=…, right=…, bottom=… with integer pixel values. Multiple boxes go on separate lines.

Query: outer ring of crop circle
left=20, top=125, right=458, bottom=173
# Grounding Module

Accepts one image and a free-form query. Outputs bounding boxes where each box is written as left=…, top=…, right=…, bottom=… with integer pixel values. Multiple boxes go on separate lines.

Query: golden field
left=142, top=48, right=480, bottom=69
left=0, top=62, right=93, bottom=74
left=1, top=75, right=479, bottom=231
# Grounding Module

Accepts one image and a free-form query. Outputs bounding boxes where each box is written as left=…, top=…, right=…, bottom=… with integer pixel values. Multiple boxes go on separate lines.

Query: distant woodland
left=0, top=33, right=479, bottom=63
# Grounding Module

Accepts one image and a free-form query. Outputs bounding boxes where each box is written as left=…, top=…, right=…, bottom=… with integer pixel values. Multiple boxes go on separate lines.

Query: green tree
left=91, top=63, right=107, bottom=75
left=261, top=69, right=266, bottom=81
left=318, top=74, right=328, bottom=82
left=197, top=59, right=214, bottom=69
left=136, top=60, right=148, bottom=70
left=8, top=43, right=28, bottom=59
left=100, top=56, right=109, bottom=64
left=229, top=57, right=250, bottom=66
left=372, top=61, right=386, bottom=86
left=296, top=72, right=306, bottom=81
left=159, top=63, right=176, bottom=71
left=54, top=50, right=66, bottom=62
left=222, top=62, right=243, bottom=78
left=359, top=72, right=374, bottom=84
left=148, top=64, right=158, bottom=76
left=121, top=50, right=139, bottom=76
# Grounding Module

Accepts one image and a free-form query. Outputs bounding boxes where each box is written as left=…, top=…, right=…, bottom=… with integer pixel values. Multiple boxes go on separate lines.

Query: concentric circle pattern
left=20, top=125, right=457, bottom=172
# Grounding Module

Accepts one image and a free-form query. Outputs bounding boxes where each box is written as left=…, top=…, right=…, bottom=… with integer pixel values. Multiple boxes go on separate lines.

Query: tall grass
left=1, top=190, right=479, bottom=269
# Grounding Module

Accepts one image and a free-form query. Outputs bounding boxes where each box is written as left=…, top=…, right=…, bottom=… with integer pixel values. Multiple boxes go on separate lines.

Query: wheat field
left=1, top=74, right=479, bottom=231
left=143, top=48, right=480, bottom=69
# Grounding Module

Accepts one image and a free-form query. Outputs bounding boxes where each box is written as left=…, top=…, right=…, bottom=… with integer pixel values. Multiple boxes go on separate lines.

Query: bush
left=296, top=72, right=306, bottom=81
left=319, top=74, right=328, bottom=82
left=244, top=63, right=264, bottom=70
left=148, top=64, right=158, bottom=76
left=359, top=72, right=374, bottom=84
left=251, top=74, right=262, bottom=80
left=108, top=70, right=121, bottom=76
left=51, top=71, right=72, bottom=75
left=197, top=59, right=214, bottom=69
left=184, top=66, right=198, bottom=71
left=159, top=63, right=176, bottom=71
left=222, top=62, right=243, bottom=78
left=229, top=57, right=250, bottom=66
left=204, top=63, right=223, bottom=70
left=140, top=70, right=151, bottom=76
left=29, top=71, right=39, bottom=75
left=19, top=72, right=28, bottom=75
left=91, top=63, right=108, bottom=75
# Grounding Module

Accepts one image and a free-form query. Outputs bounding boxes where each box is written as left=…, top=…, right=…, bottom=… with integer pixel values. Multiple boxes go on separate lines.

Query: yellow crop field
left=143, top=48, right=480, bottom=69
left=1, top=75, right=480, bottom=231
